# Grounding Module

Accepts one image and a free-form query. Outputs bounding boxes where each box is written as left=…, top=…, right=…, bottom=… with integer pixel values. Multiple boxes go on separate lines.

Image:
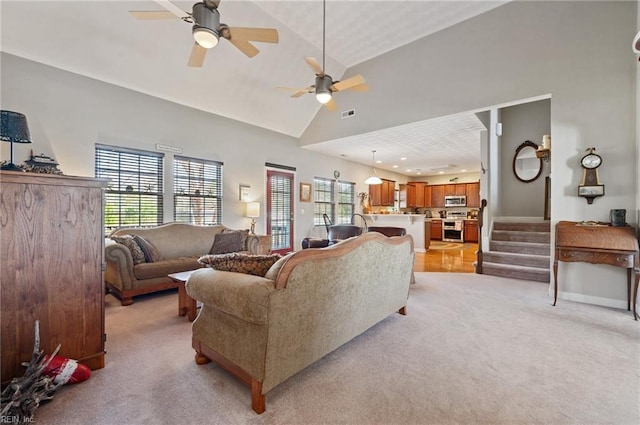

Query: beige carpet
left=34, top=273, right=639, bottom=425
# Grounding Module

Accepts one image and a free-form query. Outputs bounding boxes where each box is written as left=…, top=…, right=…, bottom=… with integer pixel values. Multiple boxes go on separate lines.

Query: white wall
left=0, top=54, right=408, bottom=249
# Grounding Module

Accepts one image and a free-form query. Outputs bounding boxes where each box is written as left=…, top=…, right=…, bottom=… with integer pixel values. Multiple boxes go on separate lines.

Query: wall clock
left=333, top=170, right=340, bottom=179
left=578, top=147, right=604, bottom=204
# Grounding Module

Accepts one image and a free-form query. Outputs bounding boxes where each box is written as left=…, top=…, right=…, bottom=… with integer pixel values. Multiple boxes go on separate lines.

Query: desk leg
left=633, top=269, right=639, bottom=321
left=553, top=257, right=559, bottom=306
left=627, top=269, right=632, bottom=311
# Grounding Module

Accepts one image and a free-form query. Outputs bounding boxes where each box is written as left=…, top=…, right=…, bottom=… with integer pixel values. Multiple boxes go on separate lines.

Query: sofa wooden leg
left=251, top=379, right=265, bottom=414
left=399, top=306, right=407, bottom=315
left=120, top=297, right=134, bottom=306
left=195, top=352, right=211, bottom=365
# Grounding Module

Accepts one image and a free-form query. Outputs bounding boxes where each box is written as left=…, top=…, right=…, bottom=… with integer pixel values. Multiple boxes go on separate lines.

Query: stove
left=442, top=211, right=466, bottom=242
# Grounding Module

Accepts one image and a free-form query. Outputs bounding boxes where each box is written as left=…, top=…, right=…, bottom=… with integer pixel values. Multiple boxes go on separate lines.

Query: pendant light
left=364, top=150, right=383, bottom=185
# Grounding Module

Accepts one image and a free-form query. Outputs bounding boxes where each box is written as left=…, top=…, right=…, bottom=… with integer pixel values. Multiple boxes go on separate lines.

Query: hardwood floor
left=414, top=242, right=478, bottom=273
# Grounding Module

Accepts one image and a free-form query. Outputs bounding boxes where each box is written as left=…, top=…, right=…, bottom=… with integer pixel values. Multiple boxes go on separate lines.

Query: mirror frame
left=513, top=140, right=543, bottom=183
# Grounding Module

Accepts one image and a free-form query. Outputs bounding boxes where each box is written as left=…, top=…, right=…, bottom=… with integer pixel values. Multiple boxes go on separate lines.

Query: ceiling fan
left=278, top=0, right=368, bottom=111
left=129, top=0, right=279, bottom=67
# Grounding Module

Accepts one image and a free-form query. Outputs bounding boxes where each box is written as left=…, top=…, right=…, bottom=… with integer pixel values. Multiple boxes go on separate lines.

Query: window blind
left=268, top=172, right=293, bottom=250
left=173, top=156, right=223, bottom=225
left=313, top=177, right=335, bottom=225
left=95, top=144, right=164, bottom=231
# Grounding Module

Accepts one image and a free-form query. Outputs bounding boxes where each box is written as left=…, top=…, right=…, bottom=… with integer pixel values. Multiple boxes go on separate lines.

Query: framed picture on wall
left=300, top=182, right=312, bottom=202
left=239, top=184, right=251, bottom=202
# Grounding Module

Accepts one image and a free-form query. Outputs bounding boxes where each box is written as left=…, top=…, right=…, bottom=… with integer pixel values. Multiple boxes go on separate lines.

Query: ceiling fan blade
left=277, top=86, right=314, bottom=98
left=188, top=43, right=207, bottom=67
left=305, top=57, right=324, bottom=76
left=228, top=27, right=279, bottom=43
left=129, top=11, right=178, bottom=20
left=153, top=0, right=189, bottom=18
left=348, top=83, right=370, bottom=92
left=332, top=75, right=366, bottom=92
left=228, top=39, right=259, bottom=58
left=325, top=97, right=338, bottom=111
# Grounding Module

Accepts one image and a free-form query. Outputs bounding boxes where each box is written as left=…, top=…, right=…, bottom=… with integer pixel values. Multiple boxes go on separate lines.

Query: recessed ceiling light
left=376, top=160, right=382, bottom=163
left=400, top=157, right=407, bottom=161
left=416, top=172, right=422, bottom=175
left=406, top=169, right=412, bottom=172
left=392, top=165, right=398, bottom=168
left=438, top=171, right=444, bottom=174
left=461, top=169, right=467, bottom=172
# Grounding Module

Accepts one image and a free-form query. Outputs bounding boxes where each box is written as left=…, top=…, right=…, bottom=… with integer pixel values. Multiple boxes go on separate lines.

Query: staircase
left=480, top=221, right=551, bottom=282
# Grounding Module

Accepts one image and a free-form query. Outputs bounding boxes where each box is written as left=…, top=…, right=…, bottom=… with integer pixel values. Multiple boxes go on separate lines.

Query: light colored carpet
left=35, top=273, right=639, bottom=425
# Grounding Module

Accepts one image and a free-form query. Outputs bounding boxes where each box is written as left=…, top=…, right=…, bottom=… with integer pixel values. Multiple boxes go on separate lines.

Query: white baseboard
left=493, top=216, right=547, bottom=222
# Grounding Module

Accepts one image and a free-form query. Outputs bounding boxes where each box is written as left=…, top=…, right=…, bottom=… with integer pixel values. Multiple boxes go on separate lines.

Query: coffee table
left=168, top=269, right=200, bottom=322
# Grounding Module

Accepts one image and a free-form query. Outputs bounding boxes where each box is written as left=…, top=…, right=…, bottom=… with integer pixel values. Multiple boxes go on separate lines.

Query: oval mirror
left=513, top=140, right=543, bottom=183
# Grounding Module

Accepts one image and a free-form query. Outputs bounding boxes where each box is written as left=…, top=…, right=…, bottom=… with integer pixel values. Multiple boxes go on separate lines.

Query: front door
left=266, top=169, right=294, bottom=254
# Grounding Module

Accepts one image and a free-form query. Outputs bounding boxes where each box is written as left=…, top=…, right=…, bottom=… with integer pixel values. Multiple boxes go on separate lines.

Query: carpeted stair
left=479, top=221, right=551, bottom=282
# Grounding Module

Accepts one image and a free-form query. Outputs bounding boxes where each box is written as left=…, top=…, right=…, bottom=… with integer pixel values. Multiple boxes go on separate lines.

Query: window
left=313, top=177, right=334, bottom=226
left=174, top=156, right=223, bottom=225
left=95, top=144, right=164, bottom=231
left=336, top=181, right=356, bottom=224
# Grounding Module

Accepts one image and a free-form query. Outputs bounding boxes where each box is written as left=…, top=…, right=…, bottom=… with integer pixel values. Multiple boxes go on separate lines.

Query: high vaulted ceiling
left=1, top=0, right=507, bottom=176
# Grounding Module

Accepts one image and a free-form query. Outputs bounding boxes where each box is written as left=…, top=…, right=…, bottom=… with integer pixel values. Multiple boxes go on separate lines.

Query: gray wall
left=500, top=99, right=551, bottom=217
left=303, top=1, right=638, bottom=308
left=0, top=54, right=408, bottom=248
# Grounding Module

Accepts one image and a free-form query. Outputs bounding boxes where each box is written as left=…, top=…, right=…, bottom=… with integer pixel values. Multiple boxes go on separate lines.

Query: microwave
left=444, top=195, right=466, bottom=207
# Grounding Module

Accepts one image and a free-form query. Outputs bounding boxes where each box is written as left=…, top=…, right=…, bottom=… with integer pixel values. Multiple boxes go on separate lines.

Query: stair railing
left=476, top=199, right=487, bottom=274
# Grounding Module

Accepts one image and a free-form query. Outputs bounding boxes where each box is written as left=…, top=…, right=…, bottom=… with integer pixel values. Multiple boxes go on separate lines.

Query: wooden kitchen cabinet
left=464, top=220, right=479, bottom=242
left=431, top=185, right=445, bottom=207
left=1, top=172, right=107, bottom=384
left=466, top=182, right=480, bottom=208
left=445, top=184, right=466, bottom=196
left=423, top=185, right=432, bottom=207
left=369, top=179, right=395, bottom=206
left=407, top=182, right=426, bottom=208
left=431, top=220, right=443, bottom=241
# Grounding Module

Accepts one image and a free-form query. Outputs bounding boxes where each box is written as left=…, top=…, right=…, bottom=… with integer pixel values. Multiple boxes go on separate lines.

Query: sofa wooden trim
left=274, top=232, right=415, bottom=289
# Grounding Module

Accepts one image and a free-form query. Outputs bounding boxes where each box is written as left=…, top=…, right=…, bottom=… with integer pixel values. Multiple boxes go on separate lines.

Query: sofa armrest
left=104, top=238, right=137, bottom=291
left=246, top=234, right=271, bottom=254
left=186, top=268, right=276, bottom=324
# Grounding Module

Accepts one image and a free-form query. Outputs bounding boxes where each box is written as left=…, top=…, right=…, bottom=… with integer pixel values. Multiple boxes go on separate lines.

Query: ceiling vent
left=341, top=109, right=356, bottom=119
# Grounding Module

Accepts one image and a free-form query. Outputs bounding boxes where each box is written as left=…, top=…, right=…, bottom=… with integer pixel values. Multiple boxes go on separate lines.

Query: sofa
left=104, top=222, right=270, bottom=306
left=186, top=232, right=415, bottom=414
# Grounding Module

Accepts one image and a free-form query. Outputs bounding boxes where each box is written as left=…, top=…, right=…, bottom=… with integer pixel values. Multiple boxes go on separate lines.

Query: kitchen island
left=364, top=214, right=428, bottom=252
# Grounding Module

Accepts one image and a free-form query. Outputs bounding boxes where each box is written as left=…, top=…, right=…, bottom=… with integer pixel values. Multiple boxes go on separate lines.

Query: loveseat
left=105, top=222, right=270, bottom=306
left=186, top=232, right=415, bottom=413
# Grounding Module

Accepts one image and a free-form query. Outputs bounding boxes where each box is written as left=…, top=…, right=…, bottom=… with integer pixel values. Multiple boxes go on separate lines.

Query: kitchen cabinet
left=431, top=185, right=445, bottom=207
left=430, top=219, right=442, bottom=241
left=369, top=179, right=395, bottom=206
left=445, top=184, right=466, bottom=196
left=407, top=182, right=426, bottom=208
left=423, top=185, right=432, bottom=208
left=466, top=182, right=480, bottom=208
left=464, top=220, right=479, bottom=243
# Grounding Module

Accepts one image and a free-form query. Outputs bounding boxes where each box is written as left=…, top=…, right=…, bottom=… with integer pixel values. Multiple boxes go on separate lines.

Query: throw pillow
left=221, top=228, right=249, bottom=250
left=198, top=253, right=282, bottom=277
left=111, top=235, right=145, bottom=264
left=209, top=232, right=244, bottom=255
left=133, top=235, right=160, bottom=263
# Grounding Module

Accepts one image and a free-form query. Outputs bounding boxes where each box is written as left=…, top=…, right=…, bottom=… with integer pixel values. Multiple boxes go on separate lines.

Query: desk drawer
left=559, top=250, right=633, bottom=268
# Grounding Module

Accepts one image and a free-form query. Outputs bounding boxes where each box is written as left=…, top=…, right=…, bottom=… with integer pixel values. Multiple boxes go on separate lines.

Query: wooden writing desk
left=553, top=221, right=640, bottom=320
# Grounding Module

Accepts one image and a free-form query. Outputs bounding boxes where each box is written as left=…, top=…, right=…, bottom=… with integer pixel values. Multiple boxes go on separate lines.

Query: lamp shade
left=0, top=111, right=32, bottom=144
left=246, top=202, right=260, bottom=218
left=365, top=175, right=383, bottom=185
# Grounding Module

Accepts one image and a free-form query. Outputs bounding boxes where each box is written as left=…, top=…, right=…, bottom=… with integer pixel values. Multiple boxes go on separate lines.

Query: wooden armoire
left=1, top=171, right=107, bottom=384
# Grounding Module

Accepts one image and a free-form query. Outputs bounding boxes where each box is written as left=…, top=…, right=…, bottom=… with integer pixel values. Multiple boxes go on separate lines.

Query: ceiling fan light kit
left=315, top=76, right=333, bottom=104
left=192, top=2, right=220, bottom=48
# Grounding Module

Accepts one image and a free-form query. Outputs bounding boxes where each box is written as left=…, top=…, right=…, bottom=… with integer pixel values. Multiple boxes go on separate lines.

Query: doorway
left=266, top=169, right=294, bottom=254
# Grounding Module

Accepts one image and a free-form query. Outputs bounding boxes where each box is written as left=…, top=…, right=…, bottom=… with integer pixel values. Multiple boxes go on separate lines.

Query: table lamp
left=1, top=111, right=32, bottom=172
left=246, top=202, right=260, bottom=234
